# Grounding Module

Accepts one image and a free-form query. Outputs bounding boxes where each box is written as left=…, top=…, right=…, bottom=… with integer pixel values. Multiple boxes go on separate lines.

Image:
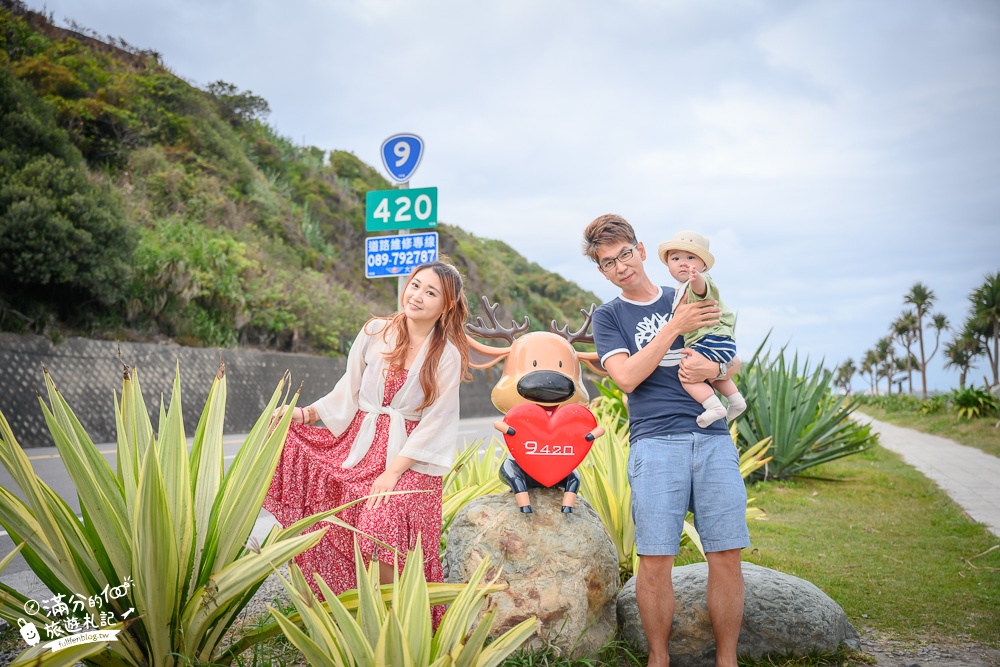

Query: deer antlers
left=466, top=296, right=530, bottom=343
left=550, top=304, right=597, bottom=346
left=467, top=298, right=599, bottom=347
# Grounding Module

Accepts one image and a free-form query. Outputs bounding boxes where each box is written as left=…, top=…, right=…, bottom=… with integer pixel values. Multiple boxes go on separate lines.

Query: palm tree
left=891, top=356, right=910, bottom=394
left=834, top=358, right=857, bottom=394
left=874, top=337, right=894, bottom=394
left=904, top=282, right=937, bottom=398
left=929, top=313, right=949, bottom=359
left=968, top=271, right=1000, bottom=387
left=944, top=329, right=984, bottom=390
left=861, top=349, right=878, bottom=395
left=891, top=310, right=918, bottom=393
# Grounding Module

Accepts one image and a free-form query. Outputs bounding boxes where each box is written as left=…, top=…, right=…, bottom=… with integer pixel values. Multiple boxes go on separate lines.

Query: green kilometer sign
left=365, top=187, right=438, bottom=231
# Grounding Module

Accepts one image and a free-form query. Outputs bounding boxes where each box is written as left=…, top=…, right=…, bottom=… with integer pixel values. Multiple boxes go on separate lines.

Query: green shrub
left=736, top=344, right=875, bottom=480
left=950, top=387, right=999, bottom=420
left=918, top=394, right=950, bottom=415
left=860, top=394, right=924, bottom=413
left=127, top=219, right=251, bottom=346
left=0, top=70, right=136, bottom=315
left=267, top=540, right=535, bottom=667
left=0, top=6, right=51, bottom=61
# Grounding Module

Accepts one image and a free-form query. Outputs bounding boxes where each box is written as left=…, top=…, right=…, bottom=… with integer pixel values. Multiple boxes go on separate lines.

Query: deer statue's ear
left=467, top=336, right=510, bottom=369
left=579, top=352, right=608, bottom=377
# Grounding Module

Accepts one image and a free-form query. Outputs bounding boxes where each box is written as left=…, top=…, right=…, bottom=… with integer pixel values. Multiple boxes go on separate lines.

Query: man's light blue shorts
left=628, top=431, right=750, bottom=556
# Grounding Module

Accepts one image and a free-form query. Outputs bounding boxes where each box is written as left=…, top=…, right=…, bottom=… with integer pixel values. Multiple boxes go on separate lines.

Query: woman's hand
left=270, top=406, right=307, bottom=424
left=366, top=470, right=402, bottom=509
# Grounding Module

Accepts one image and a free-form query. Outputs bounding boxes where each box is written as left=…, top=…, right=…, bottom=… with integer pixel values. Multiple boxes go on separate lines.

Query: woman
left=264, top=260, right=471, bottom=603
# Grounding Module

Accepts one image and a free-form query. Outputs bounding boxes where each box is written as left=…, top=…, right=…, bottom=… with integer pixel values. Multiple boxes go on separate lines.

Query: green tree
left=891, top=309, right=919, bottom=393
left=861, top=349, right=879, bottom=395
left=834, top=358, right=857, bottom=394
left=944, top=327, right=984, bottom=390
left=904, top=282, right=940, bottom=398
left=967, top=272, right=1000, bottom=387
left=206, top=80, right=271, bottom=125
left=874, top=336, right=894, bottom=395
left=0, top=69, right=136, bottom=321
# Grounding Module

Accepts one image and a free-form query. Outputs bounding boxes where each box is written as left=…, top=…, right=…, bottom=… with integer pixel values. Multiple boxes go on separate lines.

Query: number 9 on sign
left=380, top=133, right=424, bottom=183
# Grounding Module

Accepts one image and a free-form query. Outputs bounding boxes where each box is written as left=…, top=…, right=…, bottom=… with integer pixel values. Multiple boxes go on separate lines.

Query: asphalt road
left=0, top=416, right=501, bottom=602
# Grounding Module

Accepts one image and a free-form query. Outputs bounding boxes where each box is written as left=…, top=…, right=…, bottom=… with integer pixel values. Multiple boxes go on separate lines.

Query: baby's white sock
left=725, top=392, right=747, bottom=421
left=696, top=395, right=727, bottom=428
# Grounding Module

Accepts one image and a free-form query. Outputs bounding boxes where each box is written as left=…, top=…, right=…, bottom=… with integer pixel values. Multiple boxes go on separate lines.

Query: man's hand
left=679, top=352, right=740, bottom=384
left=679, top=349, right=719, bottom=383
left=670, top=299, right=720, bottom=335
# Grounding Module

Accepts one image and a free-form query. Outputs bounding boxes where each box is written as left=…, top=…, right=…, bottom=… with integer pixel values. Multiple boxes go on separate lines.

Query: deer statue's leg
left=499, top=457, right=533, bottom=513
left=561, top=470, right=581, bottom=513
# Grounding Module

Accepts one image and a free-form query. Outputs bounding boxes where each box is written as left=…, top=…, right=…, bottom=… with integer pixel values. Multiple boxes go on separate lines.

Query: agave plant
left=576, top=400, right=637, bottom=577
left=735, top=343, right=875, bottom=480
left=580, top=397, right=770, bottom=579
left=0, top=364, right=364, bottom=666
left=441, top=436, right=506, bottom=539
left=268, top=539, right=536, bottom=666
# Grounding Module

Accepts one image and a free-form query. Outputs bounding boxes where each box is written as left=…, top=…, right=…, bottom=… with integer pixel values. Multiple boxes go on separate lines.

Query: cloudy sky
left=31, top=0, right=1000, bottom=392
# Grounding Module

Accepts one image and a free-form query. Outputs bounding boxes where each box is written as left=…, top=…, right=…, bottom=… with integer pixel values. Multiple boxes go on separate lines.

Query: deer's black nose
left=517, top=370, right=575, bottom=403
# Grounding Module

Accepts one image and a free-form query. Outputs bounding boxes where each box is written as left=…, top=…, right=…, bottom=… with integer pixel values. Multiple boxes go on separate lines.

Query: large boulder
left=445, top=488, right=619, bottom=658
left=618, top=562, right=860, bottom=666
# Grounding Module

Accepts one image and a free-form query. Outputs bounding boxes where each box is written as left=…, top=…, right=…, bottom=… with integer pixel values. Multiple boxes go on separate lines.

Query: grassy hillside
left=0, top=1, right=599, bottom=355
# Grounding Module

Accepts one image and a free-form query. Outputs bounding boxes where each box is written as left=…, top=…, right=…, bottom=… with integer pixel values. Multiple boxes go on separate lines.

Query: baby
left=658, top=231, right=746, bottom=427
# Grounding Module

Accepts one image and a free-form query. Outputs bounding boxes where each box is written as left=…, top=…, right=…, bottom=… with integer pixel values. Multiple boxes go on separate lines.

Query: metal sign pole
left=397, top=179, right=409, bottom=307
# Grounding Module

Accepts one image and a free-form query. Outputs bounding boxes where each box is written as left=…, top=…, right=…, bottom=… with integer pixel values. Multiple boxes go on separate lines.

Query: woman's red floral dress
left=264, top=367, right=444, bottom=616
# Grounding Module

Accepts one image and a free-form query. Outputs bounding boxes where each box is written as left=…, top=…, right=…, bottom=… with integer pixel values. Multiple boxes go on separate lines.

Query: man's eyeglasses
left=598, top=245, right=638, bottom=273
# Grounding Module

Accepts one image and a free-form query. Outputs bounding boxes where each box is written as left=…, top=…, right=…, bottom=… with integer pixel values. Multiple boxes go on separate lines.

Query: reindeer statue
left=466, top=297, right=607, bottom=513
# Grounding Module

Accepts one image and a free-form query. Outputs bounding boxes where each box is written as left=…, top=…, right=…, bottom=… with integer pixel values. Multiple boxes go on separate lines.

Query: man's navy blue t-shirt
left=592, top=286, right=729, bottom=443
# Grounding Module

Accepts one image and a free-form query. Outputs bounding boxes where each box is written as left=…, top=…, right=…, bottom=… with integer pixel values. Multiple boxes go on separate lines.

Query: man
left=583, top=214, right=748, bottom=667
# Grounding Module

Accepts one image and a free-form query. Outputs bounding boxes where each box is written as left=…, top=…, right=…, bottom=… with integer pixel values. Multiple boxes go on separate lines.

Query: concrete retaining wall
left=0, top=333, right=499, bottom=448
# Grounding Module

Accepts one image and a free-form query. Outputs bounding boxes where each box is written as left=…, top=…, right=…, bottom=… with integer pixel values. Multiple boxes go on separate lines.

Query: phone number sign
left=365, top=232, right=438, bottom=278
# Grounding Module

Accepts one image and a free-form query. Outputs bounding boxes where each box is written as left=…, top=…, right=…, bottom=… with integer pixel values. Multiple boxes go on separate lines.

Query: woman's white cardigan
left=311, top=319, right=461, bottom=477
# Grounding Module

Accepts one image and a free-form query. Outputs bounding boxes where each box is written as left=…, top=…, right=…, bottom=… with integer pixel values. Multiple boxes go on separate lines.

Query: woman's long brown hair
left=379, top=260, right=472, bottom=411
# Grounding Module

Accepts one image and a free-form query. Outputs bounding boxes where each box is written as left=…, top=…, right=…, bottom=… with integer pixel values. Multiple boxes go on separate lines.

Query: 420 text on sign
left=365, top=187, right=438, bottom=232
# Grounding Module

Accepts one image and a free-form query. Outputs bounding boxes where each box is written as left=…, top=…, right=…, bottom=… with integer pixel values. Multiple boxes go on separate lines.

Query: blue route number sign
left=365, top=232, right=438, bottom=278
left=380, top=133, right=424, bottom=183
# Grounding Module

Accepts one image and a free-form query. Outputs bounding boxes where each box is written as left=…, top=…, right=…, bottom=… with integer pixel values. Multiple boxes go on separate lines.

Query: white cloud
left=31, top=0, right=1000, bottom=391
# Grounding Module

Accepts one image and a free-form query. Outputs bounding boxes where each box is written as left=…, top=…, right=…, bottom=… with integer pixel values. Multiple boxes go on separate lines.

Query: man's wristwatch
left=713, top=361, right=730, bottom=382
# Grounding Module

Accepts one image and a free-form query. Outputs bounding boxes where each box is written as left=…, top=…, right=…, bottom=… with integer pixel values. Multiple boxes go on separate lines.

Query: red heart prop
left=502, top=403, right=598, bottom=487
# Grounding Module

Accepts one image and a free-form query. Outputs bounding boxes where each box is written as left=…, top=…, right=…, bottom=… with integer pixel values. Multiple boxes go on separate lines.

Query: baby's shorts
left=690, top=334, right=737, bottom=364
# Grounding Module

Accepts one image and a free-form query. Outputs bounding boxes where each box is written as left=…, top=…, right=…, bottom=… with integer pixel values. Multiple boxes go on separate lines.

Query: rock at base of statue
left=445, top=488, right=619, bottom=658
left=617, top=562, right=860, bottom=666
